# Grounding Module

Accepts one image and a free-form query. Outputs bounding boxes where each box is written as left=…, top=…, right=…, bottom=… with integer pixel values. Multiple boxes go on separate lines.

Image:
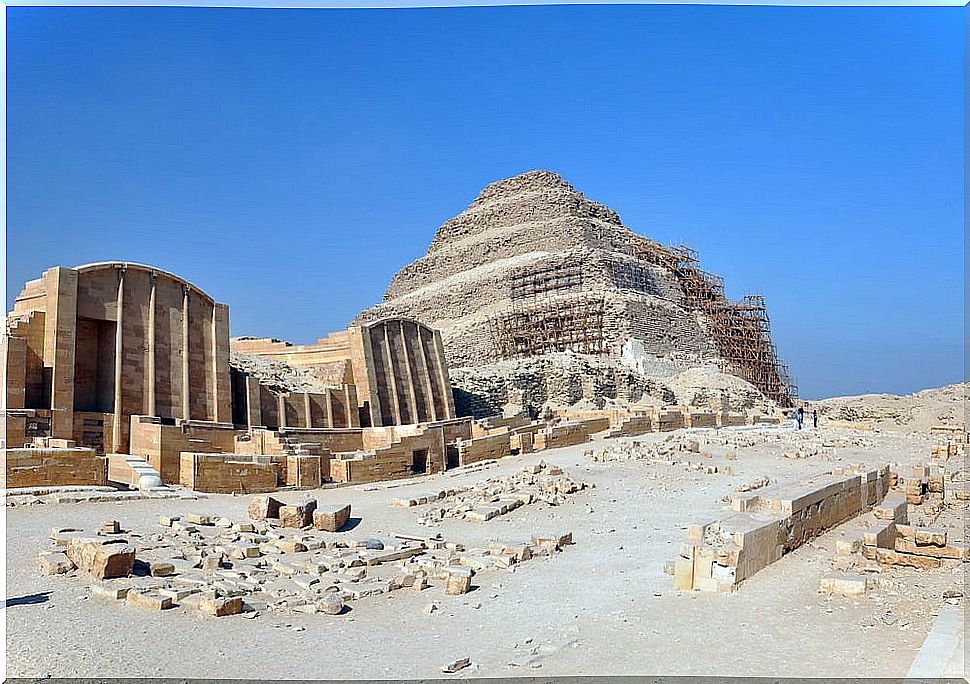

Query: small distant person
left=796, top=406, right=804, bottom=430
left=791, top=410, right=799, bottom=430
left=813, top=410, right=818, bottom=429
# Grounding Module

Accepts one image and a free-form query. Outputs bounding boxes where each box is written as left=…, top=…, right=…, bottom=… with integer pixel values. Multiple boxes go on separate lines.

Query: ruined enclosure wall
left=457, top=431, right=512, bottom=466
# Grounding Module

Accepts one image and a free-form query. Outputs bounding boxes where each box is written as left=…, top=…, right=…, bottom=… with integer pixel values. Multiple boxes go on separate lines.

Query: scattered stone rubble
left=819, top=463, right=967, bottom=597
left=585, top=435, right=723, bottom=474
left=39, top=502, right=575, bottom=620
left=391, top=462, right=592, bottom=525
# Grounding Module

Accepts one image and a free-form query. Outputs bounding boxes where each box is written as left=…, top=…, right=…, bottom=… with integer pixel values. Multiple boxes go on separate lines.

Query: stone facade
left=230, top=318, right=455, bottom=428
left=3, top=262, right=462, bottom=492
left=4, top=263, right=231, bottom=453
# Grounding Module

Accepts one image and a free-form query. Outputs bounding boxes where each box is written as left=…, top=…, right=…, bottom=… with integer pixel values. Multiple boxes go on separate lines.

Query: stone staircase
left=106, top=454, right=167, bottom=491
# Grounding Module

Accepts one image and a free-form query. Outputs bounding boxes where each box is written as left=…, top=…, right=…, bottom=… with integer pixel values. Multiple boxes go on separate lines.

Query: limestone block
left=66, top=538, right=135, bottom=580
left=39, top=552, right=75, bottom=575
left=444, top=567, right=473, bottom=595
left=873, top=495, right=908, bottom=523
left=863, top=521, right=896, bottom=548
left=316, top=591, right=344, bottom=615
left=875, top=548, right=942, bottom=570
left=126, top=590, right=173, bottom=611
left=99, top=520, right=120, bottom=535
left=895, top=539, right=967, bottom=560
left=199, top=594, right=243, bottom=617
left=186, top=513, right=212, bottom=526
left=279, top=500, right=317, bottom=529
left=313, top=504, right=351, bottom=532
left=277, top=539, right=308, bottom=553
left=836, top=537, right=862, bottom=555
left=915, top=528, right=947, bottom=547
left=149, top=561, right=176, bottom=577
left=90, top=583, right=129, bottom=600
left=248, top=494, right=283, bottom=521
left=819, top=574, right=868, bottom=597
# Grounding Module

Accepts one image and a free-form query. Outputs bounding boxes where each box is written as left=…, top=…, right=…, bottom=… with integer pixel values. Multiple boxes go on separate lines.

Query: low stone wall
left=604, top=415, right=654, bottom=438
left=329, top=451, right=413, bottom=485
left=717, top=412, right=747, bottom=427
left=178, top=452, right=278, bottom=494
left=534, top=418, right=609, bottom=450
left=4, top=447, right=107, bottom=488
left=686, top=412, right=717, bottom=428
left=285, top=454, right=323, bottom=489
left=672, top=464, right=891, bottom=592
left=457, top=431, right=512, bottom=466
left=129, top=416, right=237, bottom=484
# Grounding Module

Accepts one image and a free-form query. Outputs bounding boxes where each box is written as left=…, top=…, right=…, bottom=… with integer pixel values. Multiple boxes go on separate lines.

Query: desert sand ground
left=4, top=423, right=965, bottom=679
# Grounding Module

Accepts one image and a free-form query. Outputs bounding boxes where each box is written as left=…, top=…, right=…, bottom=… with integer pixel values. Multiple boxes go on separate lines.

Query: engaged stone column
left=112, top=266, right=126, bottom=453
left=398, top=320, right=420, bottom=423
left=381, top=324, right=402, bottom=425
left=210, top=304, right=219, bottom=422
left=146, top=272, right=157, bottom=417
left=181, top=284, right=191, bottom=421
left=44, top=267, right=78, bottom=441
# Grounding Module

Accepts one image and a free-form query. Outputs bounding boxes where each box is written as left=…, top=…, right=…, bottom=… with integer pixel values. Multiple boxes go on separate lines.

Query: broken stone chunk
left=90, top=582, right=129, bottom=600
left=819, top=574, right=868, bottom=597
left=316, top=591, right=344, bottom=616
left=38, top=552, right=75, bottom=575
left=312, top=504, right=351, bottom=532
left=249, top=495, right=284, bottom=521
left=99, top=520, right=121, bottom=535
left=66, top=538, right=135, bottom=580
left=445, top=567, right=473, bottom=595
left=199, top=594, right=243, bottom=617
left=441, top=657, right=471, bottom=673
left=279, top=500, right=317, bottom=529
left=149, top=561, right=176, bottom=577
left=186, top=513, right=212, bottom=526
left=126, top=590, right=173, bottom=611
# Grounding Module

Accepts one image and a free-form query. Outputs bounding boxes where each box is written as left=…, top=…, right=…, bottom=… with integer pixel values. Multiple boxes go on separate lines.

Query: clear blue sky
left=6, top=5, right=963, bottom=399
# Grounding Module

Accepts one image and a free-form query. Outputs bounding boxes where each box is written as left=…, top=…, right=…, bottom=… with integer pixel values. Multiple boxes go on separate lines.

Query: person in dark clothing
left=812, top=410, right=818, bottom=428
left=796, top=406, right=804, bottom=430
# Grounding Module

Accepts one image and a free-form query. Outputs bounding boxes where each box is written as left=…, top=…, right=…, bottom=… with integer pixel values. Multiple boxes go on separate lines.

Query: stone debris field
left=39, top=503, right=574, bottom=622
left=6, top=417, right=967, bottom=679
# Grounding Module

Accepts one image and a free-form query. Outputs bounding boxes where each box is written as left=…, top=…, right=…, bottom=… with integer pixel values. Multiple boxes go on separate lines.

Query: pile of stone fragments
left=392, top=461, right=592, bottom=525
left=38, top=496, right=574, bottom=619
left=585, top=436, right=723, bottom=474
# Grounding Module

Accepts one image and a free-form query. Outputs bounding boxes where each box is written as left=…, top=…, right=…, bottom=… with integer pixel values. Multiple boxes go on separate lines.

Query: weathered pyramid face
left=356, top=170, right=795, bottom=414
left=383, top=169, right=638, bottom=302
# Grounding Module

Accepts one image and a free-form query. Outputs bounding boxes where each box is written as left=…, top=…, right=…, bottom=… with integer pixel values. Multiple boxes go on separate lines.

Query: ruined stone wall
left=4, top=447, right=107, bottom=488
left=178, top=452, right=278, bottom=494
